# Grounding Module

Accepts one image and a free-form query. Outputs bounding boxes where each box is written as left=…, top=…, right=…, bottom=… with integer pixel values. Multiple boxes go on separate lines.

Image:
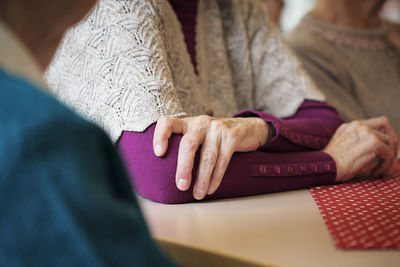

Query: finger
left=371, top=138, right=396, bottom=177
left=350, top=133, right=392, bottom=177
left=359, top=159, right=379, bottom=178
left=176, top=130, right=204, bottom=191
left=372, top=157, right=394, bottom=177
left=371, top=129, right=396, bottom=152
left=372, top=154, right=395, bottom=178
left=207, top=139, right=234, bottom=195
left=336, top=150, right=376, bottom=182
left=193, top=133, right=221, bottom=200
left=362, top=116, right=389, bottom=129
left=153, top=116, right=186, bottom=157
left=364, top=116, right=398, bottom=144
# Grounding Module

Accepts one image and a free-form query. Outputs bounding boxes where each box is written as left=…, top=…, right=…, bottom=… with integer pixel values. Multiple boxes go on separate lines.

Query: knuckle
left=202, top=150, right=217, bottom=164
left=159, top=115, right=172, bottom=128
left=353, top=120, right=368, bottom=131
left=211, top=120, right=230, bottom=133
left=159, top=115, right=170, bottom=123
left=353, top=122, right=368, bottom=132
left=368, top=134, right=380, bottom=145
left=210, top=119, right=223, bottom=128
left=361, top=125, right=370, bottom=134
left=182, top=136, right=198, bottom=152
left=193, top=115, right=211, bottom=133
left=198, top=115, right=211, bottom=124
left=208, top=120, right=218, bottom=131
left=349, top=120, right=360, bottom=126
left=158, top=115, right=167, bottom=121
left=380, top=116, right=389, bottom=123
left=216, top=157, right=229, bottom=170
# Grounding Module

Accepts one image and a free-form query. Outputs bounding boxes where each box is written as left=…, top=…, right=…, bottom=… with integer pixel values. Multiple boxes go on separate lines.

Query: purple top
left=119, top=101, right=343, bottom=204
left=169, top=0, right=198, bottom=68
left=117, top=0, right=344, bottom=203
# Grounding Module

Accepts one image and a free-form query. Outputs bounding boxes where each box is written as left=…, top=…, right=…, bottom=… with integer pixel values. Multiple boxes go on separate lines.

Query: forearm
left=235, top=100, right=343, bottom=152
left=119, top=124, right=336, bottom=204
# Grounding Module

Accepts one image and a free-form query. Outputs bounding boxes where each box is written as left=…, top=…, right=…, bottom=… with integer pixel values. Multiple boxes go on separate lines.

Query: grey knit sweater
left=287, top=14, right=400, bottom=134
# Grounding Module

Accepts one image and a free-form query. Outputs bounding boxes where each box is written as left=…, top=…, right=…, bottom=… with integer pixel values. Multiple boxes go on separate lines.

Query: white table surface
left=139, top=189, right=400, bottom=267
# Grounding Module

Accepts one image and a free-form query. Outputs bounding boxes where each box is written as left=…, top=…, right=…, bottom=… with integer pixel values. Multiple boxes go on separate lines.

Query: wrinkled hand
left=153, top=115, right=269, bottom=200
left=323, top=117, right=398, bottom=182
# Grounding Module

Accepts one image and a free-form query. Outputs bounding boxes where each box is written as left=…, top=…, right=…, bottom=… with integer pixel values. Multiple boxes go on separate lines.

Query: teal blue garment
left=0, top=68, right=177, bottom=267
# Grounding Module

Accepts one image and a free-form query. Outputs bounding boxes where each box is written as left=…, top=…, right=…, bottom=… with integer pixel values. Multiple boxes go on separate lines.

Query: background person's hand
left=323, top=117, right=398, bottom=182
left=153, top=115, right=269, bottom=200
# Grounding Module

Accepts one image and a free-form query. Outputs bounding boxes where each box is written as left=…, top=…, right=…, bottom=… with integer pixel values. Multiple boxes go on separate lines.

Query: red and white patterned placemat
left=310, top=165, right=400, bottom=250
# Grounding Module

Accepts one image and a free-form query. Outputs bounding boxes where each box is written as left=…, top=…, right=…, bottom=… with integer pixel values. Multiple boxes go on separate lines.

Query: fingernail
left=177, top=179, right=188, bottom=190
left=207, top=185, right=215, bottom=195
left=194, top=189, right=205, bottom=200
left=155, top=145, right=162, bottom=156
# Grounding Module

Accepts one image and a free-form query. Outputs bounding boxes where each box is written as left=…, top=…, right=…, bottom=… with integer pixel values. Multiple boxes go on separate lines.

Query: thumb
left=153, top=116, right=187, bottom=156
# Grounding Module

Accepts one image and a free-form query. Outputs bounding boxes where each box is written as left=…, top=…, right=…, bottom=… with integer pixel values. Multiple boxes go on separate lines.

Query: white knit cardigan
left=46, top=0, right=324, bottom=142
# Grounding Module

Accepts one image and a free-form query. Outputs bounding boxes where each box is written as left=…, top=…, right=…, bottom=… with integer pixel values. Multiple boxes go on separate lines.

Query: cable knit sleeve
left=220, top=0, right=326, bottom=118
left=247, top=0, right=325, bottom=117
left=118, top=101, right=342, bottom=204
left=46, top=0, right=186, bottom=142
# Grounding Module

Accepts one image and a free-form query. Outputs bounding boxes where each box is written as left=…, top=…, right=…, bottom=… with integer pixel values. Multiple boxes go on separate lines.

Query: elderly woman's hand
left=153, top=115, right=269, bottom=200
left=323, top=117, right=398, bottom=182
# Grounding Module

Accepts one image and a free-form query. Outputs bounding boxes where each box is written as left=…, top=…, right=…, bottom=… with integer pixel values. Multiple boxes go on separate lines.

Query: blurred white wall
left=279, top=0, right=400, bottom=33
left=381, top=0, right=400, bottom=22
left=280, top=0, right=315, bottom=32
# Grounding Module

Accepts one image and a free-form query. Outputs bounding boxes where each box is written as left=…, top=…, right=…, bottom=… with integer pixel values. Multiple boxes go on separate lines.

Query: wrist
left=266, top=122, right=276, bottom=145
left=252, top=117, right=271, bottom=147
left=323, top=149, right=343, bottom=182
